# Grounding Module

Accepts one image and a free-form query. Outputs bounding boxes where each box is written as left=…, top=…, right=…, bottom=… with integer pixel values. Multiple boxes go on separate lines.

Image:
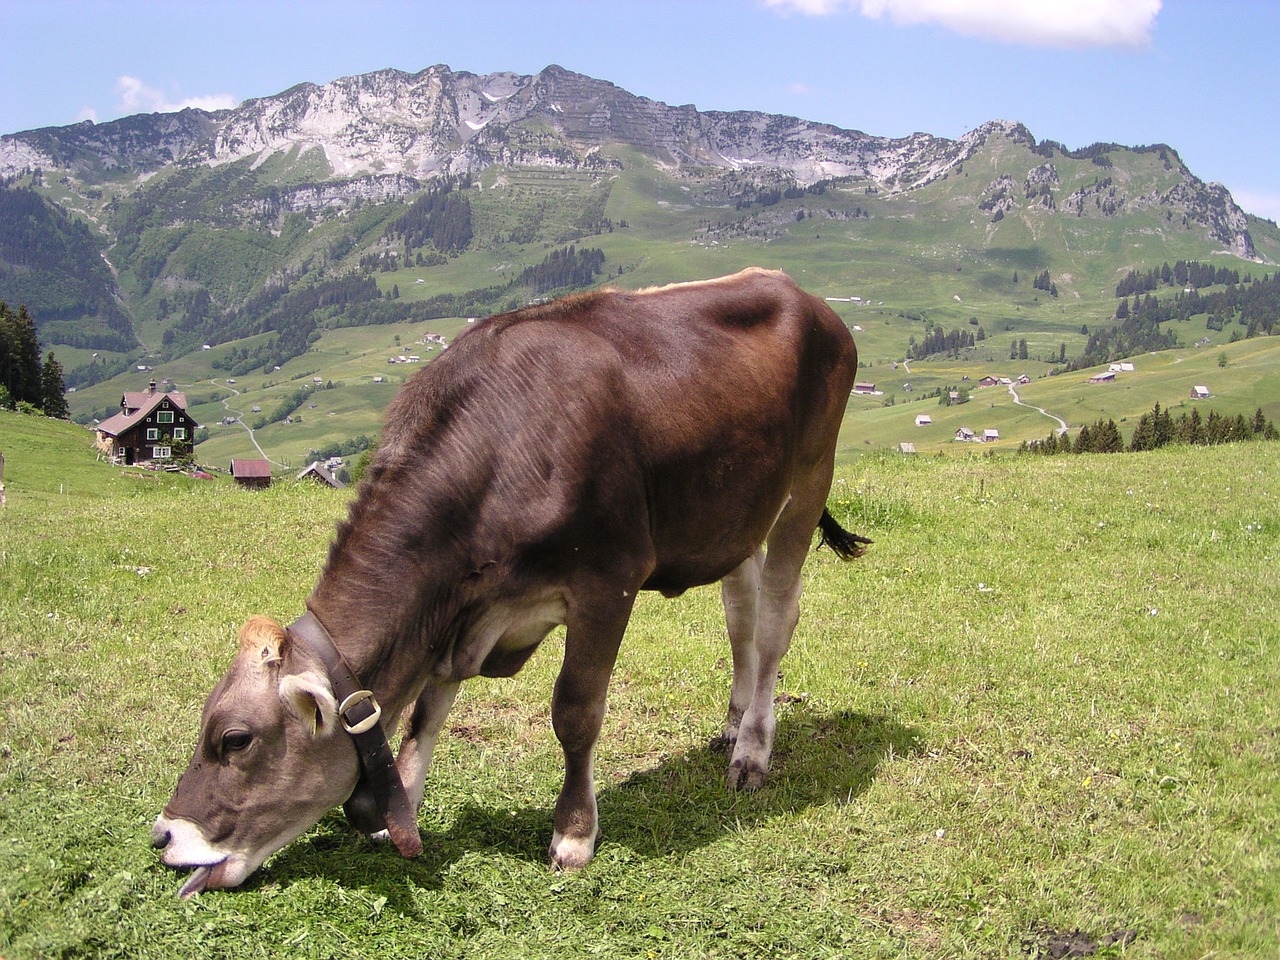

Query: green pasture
left=61, top=146, right=1277, bottom=475
left=1, top=411, right=1276, bottom=958
left=68, top=291, right=1280, bottom=471
left=840, top=335, right=1280, bottom=457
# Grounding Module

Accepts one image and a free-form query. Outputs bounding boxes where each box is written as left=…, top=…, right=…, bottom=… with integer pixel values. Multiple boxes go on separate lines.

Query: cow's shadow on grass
left=262, top=709, right=923, bottom=910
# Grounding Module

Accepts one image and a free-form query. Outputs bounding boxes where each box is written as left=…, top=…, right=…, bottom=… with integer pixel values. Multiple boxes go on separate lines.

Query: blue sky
left=4, top=0, right=1278, bottom=221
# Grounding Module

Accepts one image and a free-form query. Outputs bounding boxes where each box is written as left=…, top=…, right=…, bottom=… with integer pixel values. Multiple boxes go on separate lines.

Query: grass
left=839, top=334, right=1280, bottom=458
left=1, top=411, right=1277, bottom=958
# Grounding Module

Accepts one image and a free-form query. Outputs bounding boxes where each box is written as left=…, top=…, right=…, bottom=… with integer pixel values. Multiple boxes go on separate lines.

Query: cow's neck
left=304, top=508, right=468, bottom=718
left=301, top=408, right=500, bottom=715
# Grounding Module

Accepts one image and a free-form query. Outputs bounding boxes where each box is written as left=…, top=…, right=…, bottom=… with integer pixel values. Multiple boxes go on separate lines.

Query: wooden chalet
left=296, top=461, right=346, bottom=489
left=231, top=459, right=274, bottom=489
left=94, top=381, right=198, bottom=465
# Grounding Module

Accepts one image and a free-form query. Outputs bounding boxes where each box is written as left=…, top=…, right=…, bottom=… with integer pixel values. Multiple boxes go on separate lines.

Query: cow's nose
left=151, top=822, right=172, bottom=849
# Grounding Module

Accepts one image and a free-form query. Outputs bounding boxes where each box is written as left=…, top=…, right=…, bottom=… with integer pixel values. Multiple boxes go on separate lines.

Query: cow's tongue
left=176, top=856, right=236, bottom=899
left=178, top=865, right=212, bottom=898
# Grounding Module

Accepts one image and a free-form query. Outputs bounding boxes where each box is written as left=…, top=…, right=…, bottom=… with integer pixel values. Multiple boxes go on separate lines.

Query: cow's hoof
left=709, top=733, right=736, bottom=754
left=726, top=760, right=768, bottom=792
left=549, top=829, right=598, bottom=871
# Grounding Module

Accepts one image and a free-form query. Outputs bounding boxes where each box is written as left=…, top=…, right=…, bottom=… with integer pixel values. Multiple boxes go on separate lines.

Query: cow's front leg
left=548, top=595, right=632, bottom=870
left=355, top=681, right=459, bottom=841
left=396, top=680, right=461, bottom=812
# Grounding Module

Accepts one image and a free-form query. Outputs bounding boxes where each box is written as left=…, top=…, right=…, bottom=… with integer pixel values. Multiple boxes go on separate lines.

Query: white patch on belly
left=444, top=594, right=568, bottom=678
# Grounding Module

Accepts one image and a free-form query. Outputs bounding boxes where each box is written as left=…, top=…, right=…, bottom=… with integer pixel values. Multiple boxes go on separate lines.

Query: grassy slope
left=842, top=335, right=1280, bottom=457
left=1, top=412, right=1276, bottom=958
left=61, top=137, right=1279, bottom=468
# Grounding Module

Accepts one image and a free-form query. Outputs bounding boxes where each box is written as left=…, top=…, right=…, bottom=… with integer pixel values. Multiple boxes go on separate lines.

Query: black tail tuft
left=817, top=508, right=872, bottom=560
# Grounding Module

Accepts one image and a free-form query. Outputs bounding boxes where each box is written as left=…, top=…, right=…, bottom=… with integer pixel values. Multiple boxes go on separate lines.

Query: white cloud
left=787, top=81, right=816, bottom=95
left=762, top=0, right=1162, bottom=48
left=114, top=76, right=237, bottom=116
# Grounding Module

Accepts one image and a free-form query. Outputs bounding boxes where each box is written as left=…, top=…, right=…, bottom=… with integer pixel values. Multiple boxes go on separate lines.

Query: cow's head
left=152, top=615, right=360, bottom=897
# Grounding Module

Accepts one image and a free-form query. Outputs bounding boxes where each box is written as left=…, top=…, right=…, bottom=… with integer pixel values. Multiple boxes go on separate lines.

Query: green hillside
left=842, top=335, right=1280, bottom=457
left=4, top=119, right=1279, bottom=469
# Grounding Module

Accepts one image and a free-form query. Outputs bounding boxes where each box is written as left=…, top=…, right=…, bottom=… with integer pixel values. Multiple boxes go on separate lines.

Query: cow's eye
left=221, top=730, right=253, bottom=754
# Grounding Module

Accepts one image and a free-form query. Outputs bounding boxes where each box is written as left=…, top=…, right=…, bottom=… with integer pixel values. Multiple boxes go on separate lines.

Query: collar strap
left=287, top=611, right=422, bottom=858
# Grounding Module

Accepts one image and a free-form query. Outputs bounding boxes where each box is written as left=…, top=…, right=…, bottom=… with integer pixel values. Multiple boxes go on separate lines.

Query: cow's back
left=356, top=268, right=855, bottom=596
left=601, top=269, right=857, bottom=587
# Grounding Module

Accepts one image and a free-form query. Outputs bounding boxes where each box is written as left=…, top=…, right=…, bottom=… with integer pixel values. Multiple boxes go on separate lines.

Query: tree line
left=515, top=246, right=606, bottom=297
left=1115, top=259, right=1242, bottom=298
left=907, top=326, right=978, bottom=360
left=305, top=434, right=373, bottom=465
left=0, top=184, right=136, bottom=352
left=734, top=180, right=829, bottom=209
left=0, top=301, right=69, bottom=417
left=1078, top=270, right=1280, bottom=372
left=1065, top=307, right=1180, bottom=371
left=1021, top=402, right=1278, bottom=455
left=384, top=176, right=474, bottom=256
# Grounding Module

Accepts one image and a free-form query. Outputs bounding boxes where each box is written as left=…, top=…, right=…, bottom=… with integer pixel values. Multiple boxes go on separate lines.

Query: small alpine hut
left=231, top=459, right=273, bottom=490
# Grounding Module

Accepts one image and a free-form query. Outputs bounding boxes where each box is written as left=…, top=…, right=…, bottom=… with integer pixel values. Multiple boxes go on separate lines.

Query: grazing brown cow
left=153, top=267, right=867, bottom=897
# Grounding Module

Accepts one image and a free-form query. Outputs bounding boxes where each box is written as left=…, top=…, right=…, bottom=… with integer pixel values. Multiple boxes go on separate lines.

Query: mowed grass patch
left=1, top=412, right=1277, bottom=958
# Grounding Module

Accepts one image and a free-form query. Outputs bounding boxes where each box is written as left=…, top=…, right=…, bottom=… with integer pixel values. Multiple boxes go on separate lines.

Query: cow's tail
left=817, top=508, right=872, bottom=560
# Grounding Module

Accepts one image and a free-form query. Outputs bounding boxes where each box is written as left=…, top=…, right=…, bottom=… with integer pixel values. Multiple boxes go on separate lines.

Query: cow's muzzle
left=152, top=816, right=240, bottom=898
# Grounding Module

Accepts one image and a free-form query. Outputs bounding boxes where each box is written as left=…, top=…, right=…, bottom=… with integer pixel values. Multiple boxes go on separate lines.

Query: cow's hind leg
left=714, top=547, right=764, bottom=752
left=548, top=592, right=634, bottom=870
left=726, top=497, right=824, bottom=791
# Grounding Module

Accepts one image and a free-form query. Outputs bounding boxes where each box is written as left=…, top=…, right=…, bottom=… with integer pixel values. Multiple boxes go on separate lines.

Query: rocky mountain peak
left=0, top=64, right=1259, bottom=259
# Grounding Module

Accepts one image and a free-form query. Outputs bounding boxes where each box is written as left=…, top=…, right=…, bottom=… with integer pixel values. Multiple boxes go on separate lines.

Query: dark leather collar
left=287, top=611, right=422, bottom=858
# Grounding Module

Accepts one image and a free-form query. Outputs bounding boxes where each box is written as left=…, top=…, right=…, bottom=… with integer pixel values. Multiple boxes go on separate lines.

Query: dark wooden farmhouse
left=94, top=382, right=198, bottom=465
left=231, top=459, right=273, bottom=489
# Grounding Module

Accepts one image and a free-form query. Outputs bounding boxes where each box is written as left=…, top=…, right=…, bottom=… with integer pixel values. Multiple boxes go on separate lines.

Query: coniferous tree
left=1073, top=423, right=1091, bottom=454
left=1183, top=407, right=1204, bottom=445
left=40, top=352, right=69, bottom=418
left=1096, top=419, right=1124, bottom=453
left=0, top=303, right=43, bottom=408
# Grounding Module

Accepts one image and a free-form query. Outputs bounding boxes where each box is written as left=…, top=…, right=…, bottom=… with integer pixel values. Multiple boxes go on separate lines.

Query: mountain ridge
left=1, top=64, right=1253, bottom=238
left=1, top=62, right=1275, bottom=399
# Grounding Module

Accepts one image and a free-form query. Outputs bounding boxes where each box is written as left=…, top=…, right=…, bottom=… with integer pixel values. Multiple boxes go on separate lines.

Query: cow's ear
left=279, top=672, right=339, bottom=739
left=238, top=615, right=289, bottom=668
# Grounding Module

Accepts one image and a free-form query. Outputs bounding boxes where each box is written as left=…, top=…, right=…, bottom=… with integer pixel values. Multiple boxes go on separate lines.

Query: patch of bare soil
left=1023, top=924, right=1137, bottom=958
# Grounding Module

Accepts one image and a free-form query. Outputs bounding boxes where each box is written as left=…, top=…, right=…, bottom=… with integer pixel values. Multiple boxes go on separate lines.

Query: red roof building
left=231, top=459, right=274, bottom=489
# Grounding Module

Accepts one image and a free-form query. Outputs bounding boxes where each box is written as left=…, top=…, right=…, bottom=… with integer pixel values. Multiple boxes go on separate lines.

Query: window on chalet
left=146, top=428, right=159, bottom=440
left=173, top=427, right=187, bottom=440
left=154, top=446, right=172, bottom=459
left=157, top=410, right=175, bottom=424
